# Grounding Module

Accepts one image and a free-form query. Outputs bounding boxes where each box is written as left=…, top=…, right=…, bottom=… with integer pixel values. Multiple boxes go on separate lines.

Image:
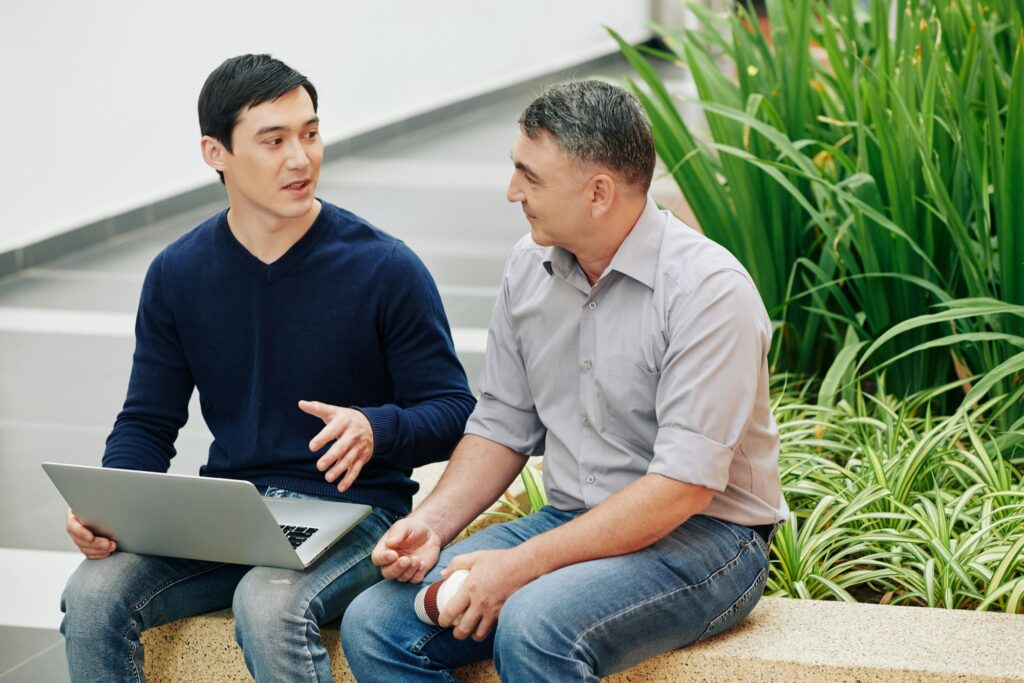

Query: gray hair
left=518, top=80, right=656, bottom=193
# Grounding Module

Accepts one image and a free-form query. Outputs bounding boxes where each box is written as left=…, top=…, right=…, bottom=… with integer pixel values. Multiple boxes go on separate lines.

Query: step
left=140, top=595, right=1024, bottom=682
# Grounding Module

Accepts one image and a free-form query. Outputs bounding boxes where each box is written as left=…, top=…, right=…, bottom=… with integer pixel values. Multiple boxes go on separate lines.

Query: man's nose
left=506, top=177, right=524, bottom=203
left=284, top=138, right=311, bottom=170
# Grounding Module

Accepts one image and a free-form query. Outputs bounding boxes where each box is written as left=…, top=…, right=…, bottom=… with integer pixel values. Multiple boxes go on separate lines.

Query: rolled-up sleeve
left=648, top=269, right=770, bottom=491
left=464, top=255, right=547, bottom=455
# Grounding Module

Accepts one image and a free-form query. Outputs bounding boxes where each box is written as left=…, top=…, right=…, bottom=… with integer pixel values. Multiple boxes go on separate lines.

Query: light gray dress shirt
left=465, top=198, right=788, bottom=526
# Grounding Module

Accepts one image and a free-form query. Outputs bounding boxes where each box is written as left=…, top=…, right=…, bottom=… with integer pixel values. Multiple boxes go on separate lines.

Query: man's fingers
left=472, top=614, right=496, bottom=641
left=66, top=510, right=93, bottom=542
left=74, top=536, right=115, bottom=559
left=68, top=522, right=94, bottom=544
left=439, top=586, right=471, bottom=629
left=449, top=602, right=480, bottom=640
left=83, top=549, right=113, bottom=560
left=336, top=460, right=364, bottom=492
left=410, top=562, right=431, bottom=585
left=298, top=400, right=332, bottom=421
left=442, top=553, right=475, bottom=577
left=378, top=561, right=405, bottom=581
left=72, top=535, right=113, bottom=551
left=385, top=523, right=415, bottom=549
left=393, top=558, right=421, bottom=583
left=372, top=546, right=399, bottom=567
left=310, top=420, right=345, bottom=455
left=322, top=438, right=356, bottom=481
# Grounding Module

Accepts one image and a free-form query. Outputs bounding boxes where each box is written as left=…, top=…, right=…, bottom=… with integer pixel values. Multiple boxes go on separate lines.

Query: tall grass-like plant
left=611, top=1, right=1024, bottom=418
left=769, top=380, right=1024, bottom=612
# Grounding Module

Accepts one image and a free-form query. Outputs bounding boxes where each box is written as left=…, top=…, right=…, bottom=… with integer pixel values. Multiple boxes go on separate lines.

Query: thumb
left=442, top=552, right=477, bottom=577
left=385, top=521, right=415, bottom=548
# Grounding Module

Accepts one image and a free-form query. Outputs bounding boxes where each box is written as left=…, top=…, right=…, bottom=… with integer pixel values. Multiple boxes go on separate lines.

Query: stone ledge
left=140, top=596, right=1024, bottom=682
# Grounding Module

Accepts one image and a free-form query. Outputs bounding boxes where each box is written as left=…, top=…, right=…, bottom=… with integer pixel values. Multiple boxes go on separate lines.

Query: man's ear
left=589, top=173, right=616, bottom=218
left=201, top=136, right=228, bottom=174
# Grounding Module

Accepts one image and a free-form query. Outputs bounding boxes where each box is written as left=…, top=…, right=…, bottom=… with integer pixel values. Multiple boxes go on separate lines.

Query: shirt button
left=585, top=475, right=596, bottom=484
left=583, top=360, right=592, bottom=371
left=587, top=301, right=597, bottom=310
left=582, top=416, right=589, bottom=426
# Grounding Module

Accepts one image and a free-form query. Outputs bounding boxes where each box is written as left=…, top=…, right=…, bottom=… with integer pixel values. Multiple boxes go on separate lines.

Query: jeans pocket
left=695, top=567, right=766, bottom=644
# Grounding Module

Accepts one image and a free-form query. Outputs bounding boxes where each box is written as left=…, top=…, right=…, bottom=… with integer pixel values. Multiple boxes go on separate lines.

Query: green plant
left=768, top=379, right=1024, bottom=612
left=610, top=1, right=1024, bottom=418
left=483, top=463, right=547, bottom=522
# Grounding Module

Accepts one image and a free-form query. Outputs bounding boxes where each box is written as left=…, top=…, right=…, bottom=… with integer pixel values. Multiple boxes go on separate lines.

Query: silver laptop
left=42, top=463, right=371, bottom=570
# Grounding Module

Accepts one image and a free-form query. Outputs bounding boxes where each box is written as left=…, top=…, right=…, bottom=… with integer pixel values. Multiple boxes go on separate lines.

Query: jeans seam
left=126, top=637, right=141, bottom=683
left=568, top=535, right=749, bottom=657
left=119, top=562, right=228, bottom=682
left=694, top=566, right=766, bottom=643
left=290, top=507, right=392, bottom=681
left=410, top=625, right=450, bottom=656
left=298, top=538, right=379, bottom=681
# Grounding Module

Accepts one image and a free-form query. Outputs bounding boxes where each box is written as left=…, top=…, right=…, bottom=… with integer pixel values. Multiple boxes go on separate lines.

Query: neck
left=225, top=199, right=322, bottom=264
left=573, top=197, right=646, bottom=285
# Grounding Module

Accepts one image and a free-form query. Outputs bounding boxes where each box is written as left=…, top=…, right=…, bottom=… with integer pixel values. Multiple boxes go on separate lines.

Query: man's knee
left=61, top=556, right=137, bottom=637
left=341, top=579, right=420, bottom=665
left=341, top=581, right=396, bottom=649
left=494, top=585, right=572, bottom=658
left=231, top=569, right=307, bottom=643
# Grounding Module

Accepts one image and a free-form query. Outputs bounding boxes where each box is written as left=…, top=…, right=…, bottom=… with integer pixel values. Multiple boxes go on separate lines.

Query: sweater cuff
left=357, top=405, right=400, bottom=459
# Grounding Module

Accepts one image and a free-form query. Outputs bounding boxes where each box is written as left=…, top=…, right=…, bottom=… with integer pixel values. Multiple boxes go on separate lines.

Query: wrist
left=513, top=537, right=555, bottom=581
left=407, top=507, right=453, bottom=547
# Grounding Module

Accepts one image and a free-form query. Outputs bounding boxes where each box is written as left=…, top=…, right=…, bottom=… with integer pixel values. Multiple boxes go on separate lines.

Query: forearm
left=515, top=473, right=715, bottom=578
left=410, top=434, right=528, bottom=545
left=360, top=390, right=475, bottom=469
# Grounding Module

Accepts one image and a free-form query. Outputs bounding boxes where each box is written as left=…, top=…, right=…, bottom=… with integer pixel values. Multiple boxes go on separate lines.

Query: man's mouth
left=283, top=179, right=311, bottom=191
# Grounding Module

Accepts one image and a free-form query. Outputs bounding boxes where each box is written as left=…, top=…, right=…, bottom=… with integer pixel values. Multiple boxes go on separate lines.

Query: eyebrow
left=254, top=116, right=320, bottom=137
left=510, top=151, right=540, bottom=182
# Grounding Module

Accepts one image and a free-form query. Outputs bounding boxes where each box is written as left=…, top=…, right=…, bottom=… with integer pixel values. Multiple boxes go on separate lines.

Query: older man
left=341, top=80, right=788, bottom=682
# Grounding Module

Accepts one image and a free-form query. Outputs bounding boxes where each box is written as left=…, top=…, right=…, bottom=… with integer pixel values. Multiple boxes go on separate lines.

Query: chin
left=529, top=227, right=552, bottom=246
left=278, top=198, right=317, bottom=219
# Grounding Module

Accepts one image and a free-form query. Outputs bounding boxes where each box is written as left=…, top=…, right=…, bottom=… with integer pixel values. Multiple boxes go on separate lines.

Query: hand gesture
left=66, top=508, right=116, bottom=560
left=299, top=400, right=374, bottom=492
left=371, top=517, right=442, bottom=583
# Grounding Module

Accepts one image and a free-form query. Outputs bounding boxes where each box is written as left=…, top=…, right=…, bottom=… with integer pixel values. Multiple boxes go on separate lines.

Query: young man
left=341, top=81, right=789, bottom=682
left=60, top=54, right=475, bottom=682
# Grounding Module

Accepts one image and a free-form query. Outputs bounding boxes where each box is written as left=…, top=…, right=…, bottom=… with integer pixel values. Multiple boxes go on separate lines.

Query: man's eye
left=266, top=138, right=282, bottom=146
left=306, top=130, right=319, bottom=140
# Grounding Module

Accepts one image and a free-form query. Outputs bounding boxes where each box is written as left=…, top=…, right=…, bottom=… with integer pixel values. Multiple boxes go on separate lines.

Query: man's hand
left=299, top=400, right=374, bottom=492
left=438, top=548, right=540, bottom=641
left=66, top=508, right=116, bottom=560
left=371, top=518, right=443, bottom=583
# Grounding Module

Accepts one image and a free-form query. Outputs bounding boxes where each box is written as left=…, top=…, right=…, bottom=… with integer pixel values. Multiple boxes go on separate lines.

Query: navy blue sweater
left=103, top=201, right=475, bottom=514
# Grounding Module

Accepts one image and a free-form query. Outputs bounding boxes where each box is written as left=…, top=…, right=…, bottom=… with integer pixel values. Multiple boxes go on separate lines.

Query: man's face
left=218, top=87, right=323, bottom=223
left=506, top=130, right=591, bottom=249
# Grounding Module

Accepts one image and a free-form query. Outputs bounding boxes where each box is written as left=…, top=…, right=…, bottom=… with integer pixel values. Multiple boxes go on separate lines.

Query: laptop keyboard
left=279, top=525, right=318, bottom=549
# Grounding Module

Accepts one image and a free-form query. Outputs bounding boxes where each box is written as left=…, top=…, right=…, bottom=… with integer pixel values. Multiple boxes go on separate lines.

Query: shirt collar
left=541, top=196, right=664, bottom=290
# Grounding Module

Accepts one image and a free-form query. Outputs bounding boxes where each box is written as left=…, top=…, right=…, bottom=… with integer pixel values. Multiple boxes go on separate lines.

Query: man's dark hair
left=198, top=54, right=318, bottom=183
left=518, top=80, right=655, bottom=193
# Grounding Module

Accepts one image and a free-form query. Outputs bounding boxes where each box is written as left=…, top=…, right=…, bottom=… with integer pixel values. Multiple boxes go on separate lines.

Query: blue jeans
left=341, top=507, right=769, bottom=683
left=60, top=487, right=397, bottom=683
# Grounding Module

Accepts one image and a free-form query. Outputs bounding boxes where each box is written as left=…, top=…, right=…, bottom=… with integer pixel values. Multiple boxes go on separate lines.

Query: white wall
left=0, top=1, right=652, bottom=253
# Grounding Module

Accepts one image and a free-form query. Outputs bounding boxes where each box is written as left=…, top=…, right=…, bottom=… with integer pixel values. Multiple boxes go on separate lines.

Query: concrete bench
left=140, top=595, right=1024, bottom=682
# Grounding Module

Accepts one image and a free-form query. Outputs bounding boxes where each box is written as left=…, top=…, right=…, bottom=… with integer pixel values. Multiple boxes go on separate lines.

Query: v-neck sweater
left=102, top=200, right=475, bottom=514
